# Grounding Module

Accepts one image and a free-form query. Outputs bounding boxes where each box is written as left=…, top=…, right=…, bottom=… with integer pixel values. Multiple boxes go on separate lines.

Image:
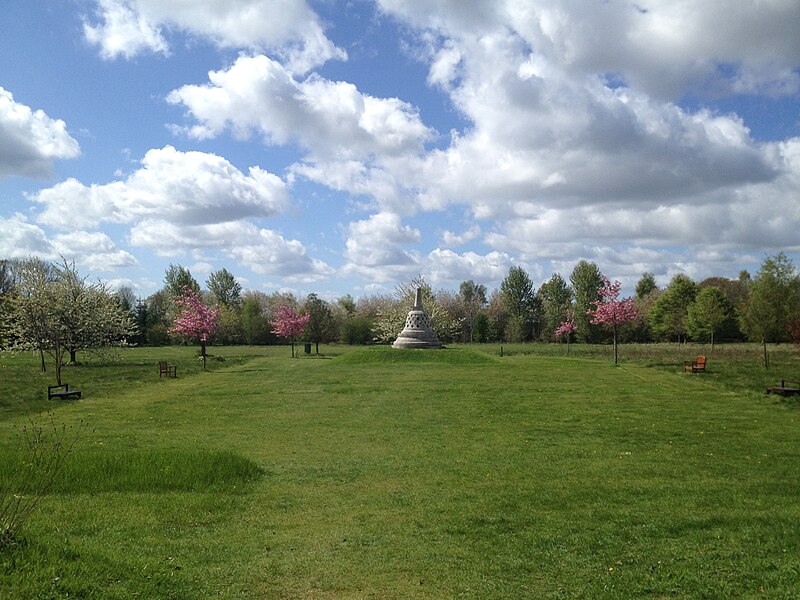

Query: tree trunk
left=55, top=353, right=63, bottom=386
left=69, top=348, right=77, bottom=364
left=613, top=326, right=619, bottom=365
left=762, top=338, right=769, bottom=369
left=40, top=349, right=46, bottom=372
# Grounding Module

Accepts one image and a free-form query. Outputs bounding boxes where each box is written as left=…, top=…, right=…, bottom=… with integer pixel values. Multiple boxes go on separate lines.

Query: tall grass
left=0, top=414, right=84, bottom=546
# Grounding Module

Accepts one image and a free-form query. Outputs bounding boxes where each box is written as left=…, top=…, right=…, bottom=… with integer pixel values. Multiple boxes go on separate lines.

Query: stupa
left=392, top=287, right=442, bottom=349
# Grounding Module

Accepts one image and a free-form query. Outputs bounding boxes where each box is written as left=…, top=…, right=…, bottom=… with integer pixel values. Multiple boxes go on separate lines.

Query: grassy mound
left=335, top=344, right=495, bottom=365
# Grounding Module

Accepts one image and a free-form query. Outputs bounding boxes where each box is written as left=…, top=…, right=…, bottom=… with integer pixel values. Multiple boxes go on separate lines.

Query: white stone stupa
left=392, top=287, right=442, bottom=349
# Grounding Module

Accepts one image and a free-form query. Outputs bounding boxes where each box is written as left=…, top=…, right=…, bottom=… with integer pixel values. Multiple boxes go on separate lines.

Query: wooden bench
left=159, top=360, right=177, bottom=378
left=48, top=384, right=82, bottom=400
left=766, top=380, right=800, bottom=397
left=683, top=355, right=707, bottom=373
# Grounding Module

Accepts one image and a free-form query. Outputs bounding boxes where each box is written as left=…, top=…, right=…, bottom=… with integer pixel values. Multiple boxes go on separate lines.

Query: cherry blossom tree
left=587, top=276, right=638, bottom=364
left=554, top=314, right=576, bottom=355
left=169, top=286, right=219, bottom=369
left=269, top=304, right=310, bottom=357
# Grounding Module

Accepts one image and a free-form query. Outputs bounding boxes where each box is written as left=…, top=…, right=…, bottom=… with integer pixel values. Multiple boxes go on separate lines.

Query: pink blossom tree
left=587, top=276, right=638, bottom=364
left=269, top=304, right=311, bottom=357
left=169, top=286, right=220, bottom=369
left=554, top=314, right=576, bottom=355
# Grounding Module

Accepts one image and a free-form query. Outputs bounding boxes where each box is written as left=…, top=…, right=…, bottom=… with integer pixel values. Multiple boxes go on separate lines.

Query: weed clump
left=0, top=413, right=85, bottom=547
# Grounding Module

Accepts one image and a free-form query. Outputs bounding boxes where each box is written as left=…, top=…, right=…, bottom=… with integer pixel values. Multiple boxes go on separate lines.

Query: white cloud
left=0, top=214, right=137, bottom=273
left=225, top=225, right=334, bottom=280
left=425, top=248, right=513, bottom=285
left=381, top=0, right=800, bottom=100
left=167, top=54, right=438, bottom=214
left=168, top=54, right=433, bottom=160
left=0, top=214, right=56, bottom=258
left=344, top=213, right=420, bottom=268
left=340, top=212, right=515, bottom=286
left=83, top=0, right=345, bottom=72
left=0, top=87, right=80, bottom=178
left=441, top=225, right=480, bottom=247
left=51, top=231, right=138, bottom=271
left=129, top=218, right=332, bottom=280
left=30, top=146, right=288, bottom=230
left=83, top=0, right=167, bottom=60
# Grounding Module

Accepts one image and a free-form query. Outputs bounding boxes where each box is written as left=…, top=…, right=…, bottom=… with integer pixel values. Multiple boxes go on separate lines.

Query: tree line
left=2, top=254, right=798, bottom=364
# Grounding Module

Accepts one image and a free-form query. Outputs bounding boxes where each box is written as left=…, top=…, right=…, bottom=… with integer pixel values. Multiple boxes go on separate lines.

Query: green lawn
left=1, top=344, right=799, bottom=598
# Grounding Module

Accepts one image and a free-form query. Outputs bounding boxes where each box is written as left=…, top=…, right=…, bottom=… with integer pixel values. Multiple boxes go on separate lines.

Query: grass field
left=1, top=343, right=799, bottom=599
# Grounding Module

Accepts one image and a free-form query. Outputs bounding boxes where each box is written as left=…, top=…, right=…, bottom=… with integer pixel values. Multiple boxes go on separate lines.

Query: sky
left=1, top=0, right=799, bottom=301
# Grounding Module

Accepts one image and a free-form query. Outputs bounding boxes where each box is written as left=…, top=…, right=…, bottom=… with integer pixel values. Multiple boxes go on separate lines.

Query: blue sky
left=1, top=0, right=799, bottom=301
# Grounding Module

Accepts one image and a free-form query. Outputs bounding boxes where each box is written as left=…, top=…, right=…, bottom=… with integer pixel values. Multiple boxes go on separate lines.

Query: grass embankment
left=1, top=344, right=799, bottom=598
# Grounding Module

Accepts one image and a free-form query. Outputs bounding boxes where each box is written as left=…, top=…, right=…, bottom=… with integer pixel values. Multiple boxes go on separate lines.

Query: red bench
left=683, top=355, right=706, bottom=373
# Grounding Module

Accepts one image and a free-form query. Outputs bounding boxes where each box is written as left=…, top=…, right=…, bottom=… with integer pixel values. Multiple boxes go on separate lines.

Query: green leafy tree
left=570, top=260, right=603, bottom=343
left=635, top=272, right=658, bottom=299
left=698, top=276, right=749, bottom=313
left=338, top=294, right=356, bottom=316
left=625, top=291, right=658, bottom=343
left=471, top=312, right=489, bottom=343
left=141, top=290, right=171, bottom=346
left=649, top=274, right=697, bottom=343
left=163, top=264, right=200, bottom=299
left=458, top=280, right=488, bottom=342
left=214, top=304, right=243, bottom=345
left=303, top=293, right=336, bottom=353
left=500, top=266, right=537, bottom=342
left=0, top=259, right=14, bottom=295
left=686, top=286, right=735, bottom=350
left=0, top=259, right=19, bottom=348
left=739, top=253, right=800, bottom=367
left=536, top=273, right=573, bottom=341
left=341, top=316, right=373, bottom=344
left=206, top=268, right=242, bottom=309
left=240, top=296, right=268, bottom=345
left=485, top=290, right=508, bottom=342
left=114, top=285, right=136, bottom=314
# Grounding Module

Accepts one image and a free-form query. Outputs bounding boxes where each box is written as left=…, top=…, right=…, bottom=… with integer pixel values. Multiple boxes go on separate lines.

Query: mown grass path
left=2, top=346, right=799, bottom=598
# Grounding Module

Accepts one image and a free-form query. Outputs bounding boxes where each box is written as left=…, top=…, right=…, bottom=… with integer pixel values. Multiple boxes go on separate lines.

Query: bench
left=48, top=384, right=82, bottom=400
left=159, top=360, right=177, bottom=378
left=766, top=380, right=800, bottom=397
left=683, top=355, right=706, bottom=373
